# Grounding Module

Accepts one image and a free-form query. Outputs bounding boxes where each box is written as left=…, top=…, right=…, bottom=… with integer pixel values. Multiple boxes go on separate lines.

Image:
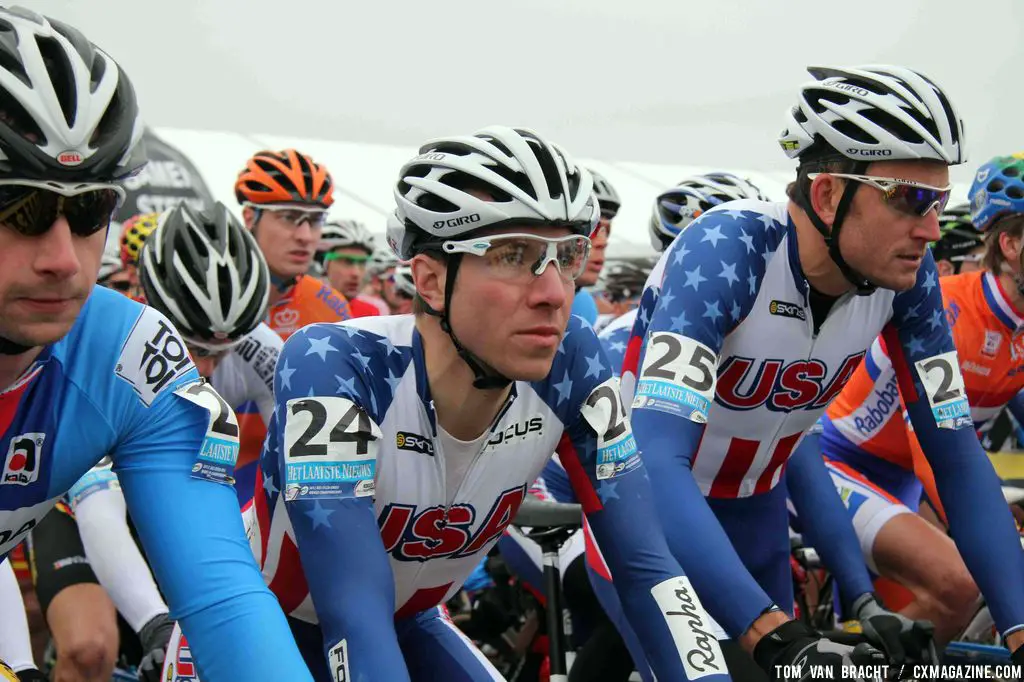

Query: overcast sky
left=29, top=0, right=1024, bottom=187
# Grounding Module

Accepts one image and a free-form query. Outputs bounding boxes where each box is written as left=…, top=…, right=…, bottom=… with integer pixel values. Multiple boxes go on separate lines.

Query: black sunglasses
left=0, top=184, right=122, bottom=237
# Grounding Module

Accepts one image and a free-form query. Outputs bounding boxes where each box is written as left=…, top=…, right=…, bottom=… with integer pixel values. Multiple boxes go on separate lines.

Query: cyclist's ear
left=411, top=254, right=445, bottom=314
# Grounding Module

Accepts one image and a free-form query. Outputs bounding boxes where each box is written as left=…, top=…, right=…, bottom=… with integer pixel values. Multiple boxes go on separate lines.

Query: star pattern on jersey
left=719, top=261, right=739, bottom=287
left=336, top=374, right=357, bottom=395
left=703, top=301, right=723, bottom=323
left=928, top=308, right=944, bottom=332
left=700, top=225, right=726, bottom=248
left=305, top=501, right=335, bottom=530
left=279, top=360, right=296, bottom=391
left=906, top=334, right=926, bottom=357
left=901, top=303, right=921, bottom=324
left=338, top=325, right=363, bottom=339
left=385, top=369, right=403, bottom=394
left=557, top=327, right=571, bottom=355
left=305, top=335, right=339, bottom=362
left=922, top=271, right=937, bottom=295
left=672, top=243, right=690, bottom=266
left=352, top=349, right=373, bottom=373
left=263, top=470, right=279, bottom=496
left=670, top=311, right=690, bottom=332
left=553, top=371, right=574, bottom=405
left=659, top=288, right=676, bottom=308
left=684, top=266, right=707, bottom=291
left=738, top=229, right=755, bottom=254
left=584, top=352, right=605, bottom=379
left=608, top=339, right=626, bottom=353
left=377, top=336, right=402, bottom=357
left=598, top=480, right=619, bottom=503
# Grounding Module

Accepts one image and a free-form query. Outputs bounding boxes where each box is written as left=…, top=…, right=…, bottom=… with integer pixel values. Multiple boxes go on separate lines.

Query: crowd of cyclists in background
left=6, top=4, right=1024, bottom=682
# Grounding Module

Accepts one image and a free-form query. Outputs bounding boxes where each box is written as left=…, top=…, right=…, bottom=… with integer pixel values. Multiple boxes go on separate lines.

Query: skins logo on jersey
left=378, top=485, right=525, bottom=562
left=115, top=307, right=195, bottom=406
left=716, top=351, right=866, bottom=412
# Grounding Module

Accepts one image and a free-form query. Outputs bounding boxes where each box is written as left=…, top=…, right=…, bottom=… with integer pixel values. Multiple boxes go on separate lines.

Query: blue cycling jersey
left=0, top=286, right=311, bottom=681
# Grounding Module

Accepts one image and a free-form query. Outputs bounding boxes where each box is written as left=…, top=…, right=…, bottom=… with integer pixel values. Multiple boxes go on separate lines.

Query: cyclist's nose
left=528, top=260, right=569, bottom=308
left=34, top=216, right=81, bottom=279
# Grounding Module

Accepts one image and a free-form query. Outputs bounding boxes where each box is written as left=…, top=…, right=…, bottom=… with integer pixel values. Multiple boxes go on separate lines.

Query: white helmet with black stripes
left=387, top=125, right=599, bottom=260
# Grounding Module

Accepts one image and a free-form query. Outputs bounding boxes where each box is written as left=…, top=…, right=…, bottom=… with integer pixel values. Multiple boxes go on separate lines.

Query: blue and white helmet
left=648, top=172, right=768, bottom=252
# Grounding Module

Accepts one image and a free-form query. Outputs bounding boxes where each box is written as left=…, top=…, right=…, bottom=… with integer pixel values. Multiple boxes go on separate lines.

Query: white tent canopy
left=153, top=127, right=972, bottom=261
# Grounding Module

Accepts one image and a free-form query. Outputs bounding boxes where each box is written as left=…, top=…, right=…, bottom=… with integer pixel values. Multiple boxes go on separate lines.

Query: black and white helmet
left=590, top=169, right=621, bottom=218
left=649, top=172, right=768, bottom=252
left=140, top=201, right=270, bottom=349
left=778, top=65, right=966, bottom=164
left=319, top=219, right=376, bottom=255
left=388, top=126, right=600, bottom=260
left=0, top=6, right=145, bottom=182
left=600, top=258, right=655, bottom=302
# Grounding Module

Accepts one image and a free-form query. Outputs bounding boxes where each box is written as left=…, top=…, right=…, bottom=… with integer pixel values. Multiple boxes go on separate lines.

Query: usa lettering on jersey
left=115, top=307, right=195, bottom=406
left=282, top=396, right=380, bottom=501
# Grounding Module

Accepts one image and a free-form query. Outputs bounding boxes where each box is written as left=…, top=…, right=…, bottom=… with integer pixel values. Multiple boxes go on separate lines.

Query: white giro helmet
left=318, top=218, right=376, bottom=263
left=778, top=65, right=966, bottom=164
left=649, top=172, right=768, bottom=252
left=590, top=168, right=621, bottom=218
left=367, top=243, right=399, bottom=276
left=139, top=201, right=270, bottom=349
left=388, top=125, right=599, bottom=260
left=0, top=6, right=145, bottom=182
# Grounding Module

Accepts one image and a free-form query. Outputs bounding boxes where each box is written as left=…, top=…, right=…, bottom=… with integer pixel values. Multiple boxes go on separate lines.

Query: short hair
left=983, top=214, right=1024, bottom=274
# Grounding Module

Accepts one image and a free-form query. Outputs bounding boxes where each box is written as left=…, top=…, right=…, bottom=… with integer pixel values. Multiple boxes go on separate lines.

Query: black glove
left=137, top=612, right=176, bottom=682
left=15, top=669, right=46, bottom=682
left=1011, top=641, right=1024, bottom=670
left=754, top=619, right=888, bottom=681
left=853, top=593, right=937, bottom=665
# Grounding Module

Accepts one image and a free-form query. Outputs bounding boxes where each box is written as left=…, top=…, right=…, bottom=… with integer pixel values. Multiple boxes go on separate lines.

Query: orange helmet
left=120, top=212, right=161, bottom=266
left=234, top=149, right=334, bottom=208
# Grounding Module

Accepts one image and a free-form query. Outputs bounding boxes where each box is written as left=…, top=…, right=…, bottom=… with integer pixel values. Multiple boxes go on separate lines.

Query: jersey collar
left=982, top=271, right=1024, bottom=332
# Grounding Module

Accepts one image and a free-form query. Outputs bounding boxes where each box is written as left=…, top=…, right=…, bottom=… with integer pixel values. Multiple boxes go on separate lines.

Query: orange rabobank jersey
left=266, top=274, right=373, bottom=340
left=821, top=271, right=1024, bottom=518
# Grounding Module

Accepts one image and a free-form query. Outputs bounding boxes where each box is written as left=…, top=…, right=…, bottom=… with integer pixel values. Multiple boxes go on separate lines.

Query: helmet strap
left=794, top=160, right=877, bottom=295
left=0, top=336, right=33, bottom=356
left=421, top=253, right=512, bottom=390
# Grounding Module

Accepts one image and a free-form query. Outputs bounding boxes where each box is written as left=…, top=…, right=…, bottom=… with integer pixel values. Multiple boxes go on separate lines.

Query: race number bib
left=282, top=396, right=381, bottom=501
left=175, top=381, right=241, bottom=485
left=914, top=351, right=971, bottom=430
left=633, top=332, right=717, bottom=424
left=581, top=377, right=641, bottom=481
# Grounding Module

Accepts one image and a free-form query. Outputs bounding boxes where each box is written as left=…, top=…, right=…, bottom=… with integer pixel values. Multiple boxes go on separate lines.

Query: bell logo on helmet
left=846, top=148, right=893, bottom=157
left=57, top=150, right=84, bottom=166
left=432, top=214, right=481, bottom=230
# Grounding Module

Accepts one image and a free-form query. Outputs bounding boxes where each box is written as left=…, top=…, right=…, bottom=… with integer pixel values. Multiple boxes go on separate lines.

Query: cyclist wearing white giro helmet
left=315, top=219, right=380, bottom=317
left=0, top=7, right=310, bottom=682
left=585, top=64, right=1024, bottom=681
left=244, top=126, right=724, bottom=682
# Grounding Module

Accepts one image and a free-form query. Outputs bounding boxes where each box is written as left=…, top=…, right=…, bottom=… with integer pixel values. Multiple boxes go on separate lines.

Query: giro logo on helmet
left=832, top=82, right=871, bottom=97
left=846, top=148, right=893, bottom=157
left=57, top=150, right=84, bottom=166
left=432, top=214, right=481, bottom=229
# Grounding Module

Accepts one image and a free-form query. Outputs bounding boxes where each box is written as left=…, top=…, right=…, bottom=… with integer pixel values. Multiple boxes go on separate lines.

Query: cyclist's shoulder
left=675, top=199, right=790, bottom=254
left=527, top=316, right=611, bottom=413
left=59, top=289, right=194, bottom=404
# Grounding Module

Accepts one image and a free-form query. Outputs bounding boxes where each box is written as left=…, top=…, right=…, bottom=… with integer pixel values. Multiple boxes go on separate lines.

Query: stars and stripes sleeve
left=888, top=255, right=1024, bottom=634
left=552, top=320, right=729, bottom=682
left=264, top=324, right=411, bottom=681
left=628, top=209, right=789, bottom=638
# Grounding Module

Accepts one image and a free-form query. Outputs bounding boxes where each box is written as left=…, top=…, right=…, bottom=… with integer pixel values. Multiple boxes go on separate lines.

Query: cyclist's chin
left=490, top=345, right=559, bottom=383
left=0, top=316, right=77, bottom=349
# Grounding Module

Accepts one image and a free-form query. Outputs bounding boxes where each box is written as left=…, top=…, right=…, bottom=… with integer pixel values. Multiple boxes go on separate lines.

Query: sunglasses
left=441, top=233, right=592, bottom=283
left=0, top=180, right=124, bottom=237
left=323, top=252, right=370, bottom=264
left=105, top=280, right=132, bottom=293
left=808, top=173, right=952, bottom=218
left=247, top=203, right=327, bottom=228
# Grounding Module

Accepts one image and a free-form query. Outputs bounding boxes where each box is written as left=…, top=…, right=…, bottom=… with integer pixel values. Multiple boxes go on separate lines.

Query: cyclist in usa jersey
left=603, top=64, right=1024, bottom=680
left=235, top=149, right=359, bottom=340
left=252, top=126, right=726, bottom=682
left=795, top=154, right=1024, bottom=644
left=0, top=7, right=310, bottom=681
left=601, top=173, right=771, bottom=375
